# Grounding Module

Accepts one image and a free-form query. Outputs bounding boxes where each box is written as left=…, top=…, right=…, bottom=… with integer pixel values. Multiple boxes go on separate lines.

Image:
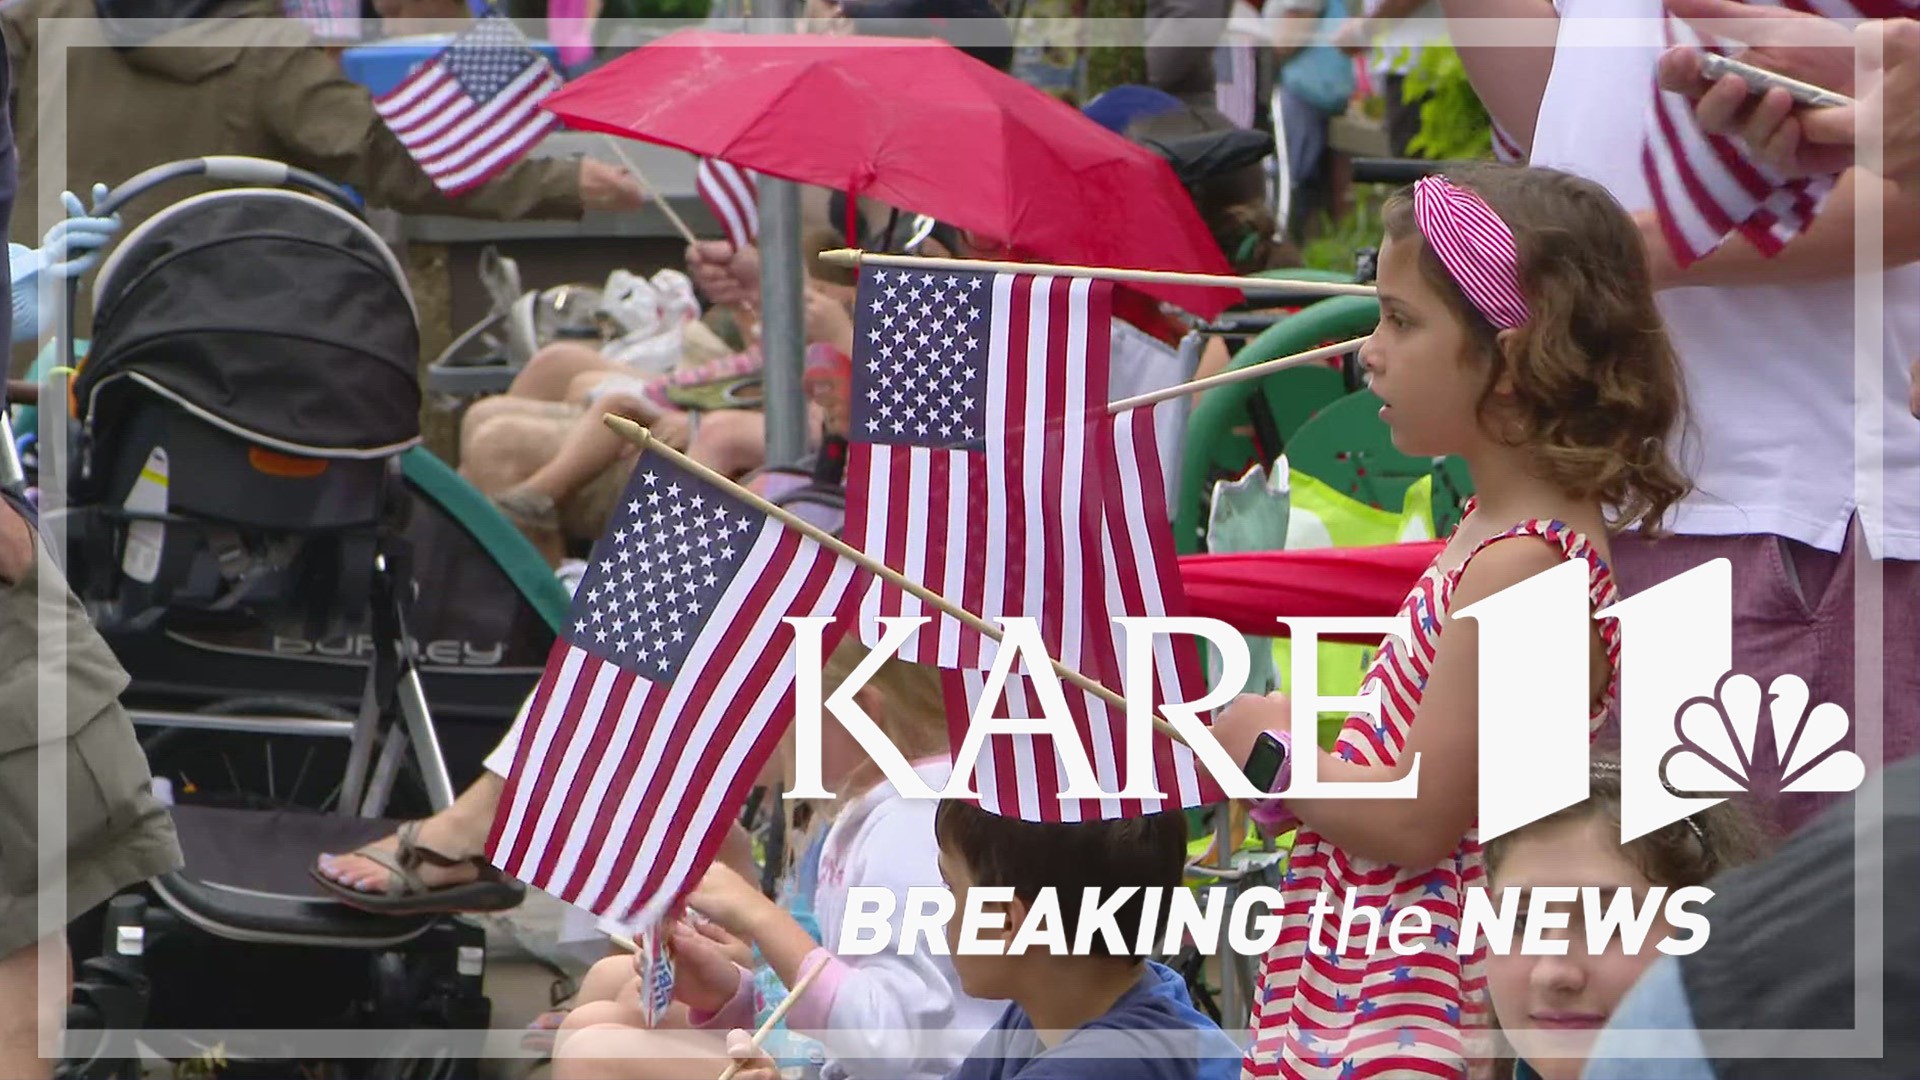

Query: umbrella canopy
left=543, top=30, right=1240, bottom=318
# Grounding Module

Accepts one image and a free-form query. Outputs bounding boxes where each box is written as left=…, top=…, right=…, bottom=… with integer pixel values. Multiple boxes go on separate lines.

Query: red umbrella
left=542, top=30, right=1239, bottom=318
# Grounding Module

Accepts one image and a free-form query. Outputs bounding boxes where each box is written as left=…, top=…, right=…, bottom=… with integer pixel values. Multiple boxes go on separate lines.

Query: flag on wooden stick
left=844, top=268, right=1108, bottom=674
left=374, top=16, right=562, bottom=196
left=697, top=157, right=760, bottom=250
left=944, top=400, right=1227, bottom=822
left=842, top=265, right=1224, bottom=821
left=487, top=451, right=858, bottom=928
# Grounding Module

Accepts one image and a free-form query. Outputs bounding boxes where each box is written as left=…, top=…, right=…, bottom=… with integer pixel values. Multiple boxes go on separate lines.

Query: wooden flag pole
left=1106, top=336, right=1369, bottom=413
left=716, top=955, right=830, bottom=1080
left=600, top=136, right=702, bottom=248
left=816, top=247, right=1379, bottom=298
left=602, top=415, right=1190, bottom=747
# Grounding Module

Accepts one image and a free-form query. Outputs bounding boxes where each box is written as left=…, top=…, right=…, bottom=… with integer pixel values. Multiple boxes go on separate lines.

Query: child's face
left=935, top=843, right=1019, bottom=1001
left=1360, top=233, right=1498, bottom=459
left=1486, top=816, right=1671, bottom=1080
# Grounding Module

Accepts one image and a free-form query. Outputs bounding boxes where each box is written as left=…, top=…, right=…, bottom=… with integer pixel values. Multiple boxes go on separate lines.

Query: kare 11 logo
left=785, top=558, right=1865, bottom=846
left=1468, top=557, right=1865, bottom=845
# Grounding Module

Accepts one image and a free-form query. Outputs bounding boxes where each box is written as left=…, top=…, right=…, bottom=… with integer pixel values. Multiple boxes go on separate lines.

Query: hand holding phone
left=1672, top=49, right=1861, bottom=179
left=1243, top=728, right=1300, bottom=834
left=1699, top=52, right=1854, bottom=109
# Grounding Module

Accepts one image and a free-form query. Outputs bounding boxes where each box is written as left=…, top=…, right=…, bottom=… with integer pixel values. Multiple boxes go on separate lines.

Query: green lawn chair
left=1175, top=294, right=1381, bottom=554
left=1284, top=389, right=1475, bottom=536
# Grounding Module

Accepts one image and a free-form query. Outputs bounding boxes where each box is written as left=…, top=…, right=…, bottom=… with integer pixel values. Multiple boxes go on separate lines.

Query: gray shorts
left=0, top=535, right=181, bottom=957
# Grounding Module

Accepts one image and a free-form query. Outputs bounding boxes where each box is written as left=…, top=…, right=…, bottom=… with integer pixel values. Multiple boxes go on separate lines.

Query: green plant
left=1299, top=189, right=1384, bottom=274
left=1083, top=0, right=1146, bottom=101
left=1401, top=44, right=1495, bottom=161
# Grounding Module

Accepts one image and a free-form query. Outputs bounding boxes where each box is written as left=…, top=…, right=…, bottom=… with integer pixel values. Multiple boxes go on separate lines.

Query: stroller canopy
left=76, top=188, right=422, bottom=458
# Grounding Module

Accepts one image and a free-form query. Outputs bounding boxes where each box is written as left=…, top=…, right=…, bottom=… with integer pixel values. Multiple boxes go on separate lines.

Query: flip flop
left=310, top=821, right=526, bottom=915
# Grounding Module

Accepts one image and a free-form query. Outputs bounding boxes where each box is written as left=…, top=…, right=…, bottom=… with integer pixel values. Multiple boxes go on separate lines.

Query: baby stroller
left=38, top=157, right=525, bottom=1079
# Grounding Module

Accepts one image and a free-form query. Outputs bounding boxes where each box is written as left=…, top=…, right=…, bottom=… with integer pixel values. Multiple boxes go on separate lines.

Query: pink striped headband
left=1412, top=175, right=1530, bottom=331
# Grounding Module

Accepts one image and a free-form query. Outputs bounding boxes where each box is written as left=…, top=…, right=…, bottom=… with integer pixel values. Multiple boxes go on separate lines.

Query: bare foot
left=315, top=813, right=483, bottom=895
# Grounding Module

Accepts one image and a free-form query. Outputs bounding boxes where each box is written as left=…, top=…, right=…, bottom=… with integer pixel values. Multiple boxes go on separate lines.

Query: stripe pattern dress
left=1245, top=511, right=1623, bottom=1079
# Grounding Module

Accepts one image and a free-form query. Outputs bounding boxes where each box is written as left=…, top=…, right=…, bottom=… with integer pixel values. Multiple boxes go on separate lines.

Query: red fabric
left=1114, top=288, right=1187, bottom=346
left=542, top=30, right=1239, bottom=318
left=1177, top=543, right=1443, bottom=644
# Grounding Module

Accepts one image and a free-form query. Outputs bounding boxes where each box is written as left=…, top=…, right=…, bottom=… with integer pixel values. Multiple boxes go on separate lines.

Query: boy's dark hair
left=934, top=800, right=1189, bottom=958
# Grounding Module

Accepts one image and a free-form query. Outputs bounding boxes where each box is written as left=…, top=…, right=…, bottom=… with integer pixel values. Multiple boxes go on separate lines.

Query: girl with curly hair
left=1209, top=162, right=1693, bottom=1079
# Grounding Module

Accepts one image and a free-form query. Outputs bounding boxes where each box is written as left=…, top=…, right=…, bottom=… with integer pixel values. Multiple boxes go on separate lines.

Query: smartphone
left=1699, top=52, right=1853, bottom=109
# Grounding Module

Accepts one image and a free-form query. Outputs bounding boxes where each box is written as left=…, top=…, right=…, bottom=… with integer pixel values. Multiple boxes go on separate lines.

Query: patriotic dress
left=1244, top=508, right=1622, bottom=1080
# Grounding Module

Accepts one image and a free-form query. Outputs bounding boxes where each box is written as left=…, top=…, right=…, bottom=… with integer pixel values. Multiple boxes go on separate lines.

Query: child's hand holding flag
left=667, top=918, right=753, bottom=1017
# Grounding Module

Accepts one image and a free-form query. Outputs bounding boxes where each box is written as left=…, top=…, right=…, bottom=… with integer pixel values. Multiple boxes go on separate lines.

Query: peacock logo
left=1660, top=671, right=1865, bottom=798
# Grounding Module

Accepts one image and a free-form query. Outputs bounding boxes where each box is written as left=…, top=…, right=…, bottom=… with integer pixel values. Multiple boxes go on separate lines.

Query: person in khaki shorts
left=0, top=494, right=182, bottom=1077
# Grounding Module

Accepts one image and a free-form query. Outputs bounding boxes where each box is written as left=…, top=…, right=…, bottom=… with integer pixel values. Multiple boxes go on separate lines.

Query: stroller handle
left=92, top=156, right=363, bottom=218
left=203, top=156, right=291, bottom=186
left=64, top=157, right=367, bottom=376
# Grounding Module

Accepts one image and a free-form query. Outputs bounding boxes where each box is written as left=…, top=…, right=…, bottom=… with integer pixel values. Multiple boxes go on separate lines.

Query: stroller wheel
left=143, top=697, right=385, bottom=815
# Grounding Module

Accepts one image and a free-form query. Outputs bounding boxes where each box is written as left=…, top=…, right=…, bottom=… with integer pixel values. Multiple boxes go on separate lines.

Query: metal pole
left=755, top=0, right=808, bottom=468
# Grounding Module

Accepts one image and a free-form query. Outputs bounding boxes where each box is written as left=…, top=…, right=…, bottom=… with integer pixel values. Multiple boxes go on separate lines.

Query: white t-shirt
left=1531, top=0, right=1920, bottom=560
left=807, top=759, right=1004, bottom=1080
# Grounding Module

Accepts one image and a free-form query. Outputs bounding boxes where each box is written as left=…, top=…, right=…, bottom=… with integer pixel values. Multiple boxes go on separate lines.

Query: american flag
left=373, top=16, right=562, bottom=197
left=486, top=453, right=858, bottom=928
left=944, top=400, right=1228, bottom=822
left=1644, top=1, right=1918, bottom=267
left=697, top=158, right=760, bottom=250
left=843, top=267, right=1223, bottom=822
left=844, top=268, right=1104, bottom=673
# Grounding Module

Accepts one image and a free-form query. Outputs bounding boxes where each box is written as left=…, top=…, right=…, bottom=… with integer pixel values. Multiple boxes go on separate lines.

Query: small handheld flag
left=374, top=16, right=562, bottom=196
left=696, top=158, right=760, bottom=250
left=487, top=448, right=858, bottom=929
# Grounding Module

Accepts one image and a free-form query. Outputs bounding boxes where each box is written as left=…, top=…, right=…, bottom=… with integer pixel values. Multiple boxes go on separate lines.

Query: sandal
left=491, top=489, right=561, bottom=534
left=310, top=821, right=526, bottom=915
